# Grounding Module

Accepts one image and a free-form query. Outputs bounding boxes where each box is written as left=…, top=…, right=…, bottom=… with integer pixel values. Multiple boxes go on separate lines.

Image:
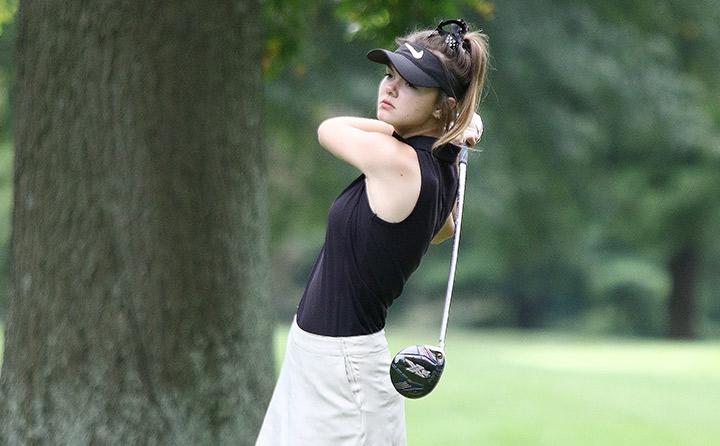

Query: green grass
left=271, top=325, right=720, bottom=446
left=2, top=322, right=717, bottom=445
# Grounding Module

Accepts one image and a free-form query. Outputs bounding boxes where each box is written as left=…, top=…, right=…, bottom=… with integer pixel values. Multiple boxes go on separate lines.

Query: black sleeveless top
left=296, top=133, right=460, bottom=336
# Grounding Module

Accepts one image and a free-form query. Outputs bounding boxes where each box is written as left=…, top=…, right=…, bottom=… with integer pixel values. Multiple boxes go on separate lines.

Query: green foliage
left=462, top=0, right=720, bottom=332
left=0, top=5, right=13, bottom=317
left=0, top=4, right=13, bottom=143
left=332, top=0, right=495, bottom=45
left=261, top=0, right=323, bottom=76
left=0, top=0, right=16, bottom=36
left=261, top=0, right=495, bottom=74
left=580, top=255, right=669, bottom=335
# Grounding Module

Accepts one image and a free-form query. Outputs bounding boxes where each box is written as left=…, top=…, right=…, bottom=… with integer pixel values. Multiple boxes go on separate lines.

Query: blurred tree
left=460, top=0, right=719, bottom=337
left=0, top=0, right=274, bottom=444
left=469, top=1, right=606, bottom=328
left=589, top=0, right=720, bottom=338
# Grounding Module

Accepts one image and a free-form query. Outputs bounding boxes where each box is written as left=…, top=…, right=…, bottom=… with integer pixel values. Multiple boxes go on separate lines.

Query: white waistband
left=290, top=317, right=389, bottom=357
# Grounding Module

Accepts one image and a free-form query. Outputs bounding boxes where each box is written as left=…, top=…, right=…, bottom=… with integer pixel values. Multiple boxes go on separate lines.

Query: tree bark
left=667, top=244, right=699, bottom=339
left=0, top=0, right=274, bottom=444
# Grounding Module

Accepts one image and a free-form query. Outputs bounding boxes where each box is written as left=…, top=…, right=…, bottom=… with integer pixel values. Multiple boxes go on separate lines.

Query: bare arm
left=317, top=117, right=408, bottom=175
left=317, top=116, right=422, bottom=222
left=319, top=117, right=395, bottom=137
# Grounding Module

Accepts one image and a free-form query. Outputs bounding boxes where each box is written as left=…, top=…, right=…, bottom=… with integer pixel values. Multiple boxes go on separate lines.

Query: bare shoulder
left=317, top=117, right=413, bottom=175
left=364, top=139, right=422, bottom=223
left=365, top=136, right=420, bottom=180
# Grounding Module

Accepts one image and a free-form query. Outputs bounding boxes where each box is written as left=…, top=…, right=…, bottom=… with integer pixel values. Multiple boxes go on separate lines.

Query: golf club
left=390, top=145, right=470, bottom=399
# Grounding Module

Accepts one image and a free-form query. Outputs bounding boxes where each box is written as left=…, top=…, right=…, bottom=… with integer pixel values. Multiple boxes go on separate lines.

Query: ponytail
left=432, top=31, right=490, bottom=149
left=397, top=25, right=489, bottom=149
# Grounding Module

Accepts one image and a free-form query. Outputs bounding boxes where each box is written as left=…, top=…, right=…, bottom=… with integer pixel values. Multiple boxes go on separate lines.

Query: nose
left=385, top=77, right=398, bottom=97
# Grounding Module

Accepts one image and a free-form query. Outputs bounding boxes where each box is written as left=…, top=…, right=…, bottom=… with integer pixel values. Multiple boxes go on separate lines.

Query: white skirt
left=255, top=317, right=406, bottom=446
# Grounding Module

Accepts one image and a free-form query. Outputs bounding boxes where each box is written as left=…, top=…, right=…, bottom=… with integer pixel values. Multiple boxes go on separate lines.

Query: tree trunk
left=0, top=1, right=274, bottom=444
left=667, top=244, right=699, bottom=339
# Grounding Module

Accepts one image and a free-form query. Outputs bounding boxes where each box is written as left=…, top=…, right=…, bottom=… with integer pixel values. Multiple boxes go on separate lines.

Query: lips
left=379, top=99, right=395, bottom=109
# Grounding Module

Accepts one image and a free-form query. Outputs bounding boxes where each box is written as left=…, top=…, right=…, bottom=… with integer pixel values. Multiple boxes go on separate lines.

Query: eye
left=404, top=80, right=417, bottom=89
left=384, top=72, right=393, bottom=79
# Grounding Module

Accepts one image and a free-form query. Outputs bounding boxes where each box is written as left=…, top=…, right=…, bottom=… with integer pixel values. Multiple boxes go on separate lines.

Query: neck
left=395, top=123, right=442, bottom=140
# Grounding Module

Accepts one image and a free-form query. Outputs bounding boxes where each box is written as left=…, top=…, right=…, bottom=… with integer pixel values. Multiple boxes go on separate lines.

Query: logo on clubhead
left=403, top=359, right=431, bottom=379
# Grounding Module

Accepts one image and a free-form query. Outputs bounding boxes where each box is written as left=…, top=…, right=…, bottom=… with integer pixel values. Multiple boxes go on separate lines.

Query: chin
left=376, top=113, right=393, bottom=126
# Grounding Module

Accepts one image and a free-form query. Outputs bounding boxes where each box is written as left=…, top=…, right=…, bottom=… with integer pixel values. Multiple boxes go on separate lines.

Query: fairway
left=271, top=325, right=720, bottom=446
left=1, top=324, right=718, bottom=445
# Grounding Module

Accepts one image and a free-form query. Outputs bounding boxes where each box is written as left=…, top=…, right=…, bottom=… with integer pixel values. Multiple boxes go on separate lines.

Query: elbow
left=317, top=119, right=328, bottom=139
left=317, top=121, right=327, bottom=148
left=317, top=118, right=339, bottom=149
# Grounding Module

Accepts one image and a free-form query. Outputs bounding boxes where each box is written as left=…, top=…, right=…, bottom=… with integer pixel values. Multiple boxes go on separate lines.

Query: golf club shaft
left=438, top=147, right=469, bottom=351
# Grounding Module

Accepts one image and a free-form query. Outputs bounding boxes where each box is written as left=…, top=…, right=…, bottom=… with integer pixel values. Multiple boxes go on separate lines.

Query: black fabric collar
left=392, top=132, right=460, bottom=163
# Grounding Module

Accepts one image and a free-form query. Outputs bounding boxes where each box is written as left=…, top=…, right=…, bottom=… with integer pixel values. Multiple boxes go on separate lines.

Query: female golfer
left=256, top=19, right=489, bottom=446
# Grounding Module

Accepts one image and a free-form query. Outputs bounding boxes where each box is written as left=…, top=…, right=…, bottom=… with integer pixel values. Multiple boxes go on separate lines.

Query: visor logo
left=405, top=43, right=424, bottom=59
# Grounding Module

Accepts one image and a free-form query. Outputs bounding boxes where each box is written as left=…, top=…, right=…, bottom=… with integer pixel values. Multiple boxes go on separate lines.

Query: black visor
left=367, top=42, right=465, bottom=98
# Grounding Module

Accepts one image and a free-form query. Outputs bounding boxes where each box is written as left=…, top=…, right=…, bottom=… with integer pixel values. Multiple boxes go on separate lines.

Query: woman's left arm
left=434, top=114, right=483, bottom=244
left=431, top=205, right=456, bottom=244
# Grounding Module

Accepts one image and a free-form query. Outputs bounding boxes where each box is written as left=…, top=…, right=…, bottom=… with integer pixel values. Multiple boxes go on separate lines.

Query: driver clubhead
left=390, top=344, right=445, bottom=399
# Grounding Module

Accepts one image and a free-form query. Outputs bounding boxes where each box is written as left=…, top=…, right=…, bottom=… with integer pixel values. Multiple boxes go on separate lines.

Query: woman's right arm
left=319, top=117, right=394, bottom=136
left=317, top=117, right=410, bottom=175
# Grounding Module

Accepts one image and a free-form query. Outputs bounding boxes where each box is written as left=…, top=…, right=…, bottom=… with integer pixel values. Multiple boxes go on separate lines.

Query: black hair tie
left=436, top=19, right=468, bottom=54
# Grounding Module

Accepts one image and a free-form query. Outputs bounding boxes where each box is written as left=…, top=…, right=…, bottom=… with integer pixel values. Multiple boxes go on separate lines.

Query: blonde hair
left=397, top=28, right=490, bottom=149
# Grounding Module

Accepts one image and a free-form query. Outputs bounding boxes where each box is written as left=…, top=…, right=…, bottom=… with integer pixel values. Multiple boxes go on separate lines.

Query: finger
left=472, top=114, right=484, bottom=139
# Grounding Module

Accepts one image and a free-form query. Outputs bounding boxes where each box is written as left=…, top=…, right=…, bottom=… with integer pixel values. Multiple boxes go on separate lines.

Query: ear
left=433, top=96, right=458, bottom=119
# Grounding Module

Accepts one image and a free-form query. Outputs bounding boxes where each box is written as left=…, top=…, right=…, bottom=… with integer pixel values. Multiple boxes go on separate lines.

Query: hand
left=453, top=113, right=484, bottom=147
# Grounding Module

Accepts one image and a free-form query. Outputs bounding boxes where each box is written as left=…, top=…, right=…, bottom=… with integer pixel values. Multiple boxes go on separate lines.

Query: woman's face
left=376, top=65, right=441, bottom=137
